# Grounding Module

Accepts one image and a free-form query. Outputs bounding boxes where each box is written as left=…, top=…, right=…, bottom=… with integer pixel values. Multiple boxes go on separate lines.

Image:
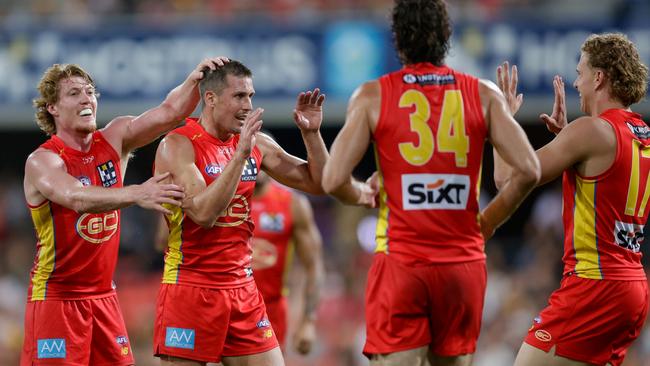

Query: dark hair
left=391, top=0, right=452, bottom=66
left=33, top=64, right=96, bottom=135
left=582, top=33, right=648, bottom=106
left=198, top=60, right=252, bottom=102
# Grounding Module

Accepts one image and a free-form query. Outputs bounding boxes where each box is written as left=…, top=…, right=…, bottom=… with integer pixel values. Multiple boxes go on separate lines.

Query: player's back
left=373, top=63, right=487, bottom=266
left=562, top=109, right=650, bottom=280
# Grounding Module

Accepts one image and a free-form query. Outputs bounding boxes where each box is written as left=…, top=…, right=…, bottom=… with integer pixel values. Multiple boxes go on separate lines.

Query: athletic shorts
left=20, top=294, right=134, bottom=366
left=264, top=297, right=288, bottom=348
left=525, top=275, right=649, bottom=366
left=363, top=253, right=487, bottom=357
left=153, top=282, right=278, bottom=363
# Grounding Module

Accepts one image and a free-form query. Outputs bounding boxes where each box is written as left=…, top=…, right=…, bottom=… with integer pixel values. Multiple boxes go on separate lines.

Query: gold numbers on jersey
left=398, top=89, right=469, bottom=167
left=625, top=140, right=650, bottom=217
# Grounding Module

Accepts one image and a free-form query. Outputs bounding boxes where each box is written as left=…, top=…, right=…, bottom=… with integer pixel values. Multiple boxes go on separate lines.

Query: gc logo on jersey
left=259, top=213, right=285, bottom=232
left=241, top=157, right=258, bottom=181
left=614, top=220, right=644, bottom=253
left=401, top=174, right=470, bottom=210
left=76, top=210, right=119, bottom=244
left=37, top=338, right=65, bottom=359
left=97, top=160, right=118, bottom=187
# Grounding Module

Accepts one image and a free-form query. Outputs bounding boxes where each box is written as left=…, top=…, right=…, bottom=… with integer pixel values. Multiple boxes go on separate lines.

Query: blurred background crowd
left=1, top=0, right=650, bottom=365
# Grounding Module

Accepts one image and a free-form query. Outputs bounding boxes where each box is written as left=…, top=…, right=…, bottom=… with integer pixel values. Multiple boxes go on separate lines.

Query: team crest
left=241, top=157, right=258, bottom=181
left=96, top=161, right=118, bottom=187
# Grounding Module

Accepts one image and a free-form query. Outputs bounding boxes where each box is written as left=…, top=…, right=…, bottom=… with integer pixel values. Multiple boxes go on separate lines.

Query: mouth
left=79, top=108, right=93, bottom=117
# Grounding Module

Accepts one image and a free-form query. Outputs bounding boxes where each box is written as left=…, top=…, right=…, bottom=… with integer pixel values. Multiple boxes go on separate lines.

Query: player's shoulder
left=351, top=80, right=381, bottom=102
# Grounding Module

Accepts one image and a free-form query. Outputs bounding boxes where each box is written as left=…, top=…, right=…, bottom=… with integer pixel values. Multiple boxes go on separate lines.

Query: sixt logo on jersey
left=205, top=163, right=223, bottom=177
left=241, top=157, right=258, bottom=181
left=614, top=220, right=644, bottom=253
left=37, top=338, right=65, bottom=359
left=96, top=160, right=118, bottom=187
left=165, top=327, right=195, bottom=350
left=401, top=174, right=470, bottom=210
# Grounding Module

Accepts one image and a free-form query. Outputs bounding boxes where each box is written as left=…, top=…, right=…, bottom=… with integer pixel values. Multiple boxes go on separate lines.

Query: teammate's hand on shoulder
left=293, top=318, right=316, bottom=355
left=539, top=75, right=567, bottom=134
left=133, top=172, right=185, bottom=215
left=293, top=88, right=326, bottom=132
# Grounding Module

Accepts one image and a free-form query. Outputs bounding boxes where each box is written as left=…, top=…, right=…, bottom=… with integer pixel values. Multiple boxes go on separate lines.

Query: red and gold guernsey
left=162, top=118, right=263, bottom=288
left=28, top=132, right=122, bottom=301
left=373, top=63, right=487, bottom=265
left=562, top=109, right=649, bottom=280
left=250, top=183, right=294, bottom=301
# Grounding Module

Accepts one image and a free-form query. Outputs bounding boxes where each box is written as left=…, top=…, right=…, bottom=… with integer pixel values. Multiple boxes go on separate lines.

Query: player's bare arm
left=154, top=108, right=263, bottom=228
left=259, top=88, right=328, bottom=195
left=322, top=81, right=380, bottom=207
left=291, top=192, right=324, bottom=355
left=25, top=149, right=184, bottom=214
left=102, top=57, right=230, bottom=159
left=479, top=79, right=540, bottom=238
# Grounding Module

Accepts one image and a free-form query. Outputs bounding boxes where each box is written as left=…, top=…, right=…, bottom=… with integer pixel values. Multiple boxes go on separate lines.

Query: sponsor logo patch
left=259, top=213, right=285, bottom=232
left=401, top=174, right=470, bottom=210
left=77, top=175, right=91, bottom=186
left=402, top=73, right=455, bottom=86
left=614, top=220, right=644, bottom=253
left=257, top=318, right=271, bottom=328
left=37, top=338, right=66, bottom=359
left=534, top=330, right=552, bottom=342
left=241, top=157, right=258, bottom=181
left=626, top=122, right=650, bottom=140
left=96, top=160, right=118, bottom=187
left=165, top=327, right=195, bottom=349
left=205, top=163, right=223, bottom=177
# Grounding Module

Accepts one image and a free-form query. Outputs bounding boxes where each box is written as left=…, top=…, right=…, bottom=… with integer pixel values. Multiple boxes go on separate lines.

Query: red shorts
left=363, top=253, right=486, bottom=357
left=264, top=297, right=288, bottom=348
left=153, top=282, right=278, bottom=363
left=525, top=275, right=649, bottom=366
left=20, top=294, right=134, bottom=366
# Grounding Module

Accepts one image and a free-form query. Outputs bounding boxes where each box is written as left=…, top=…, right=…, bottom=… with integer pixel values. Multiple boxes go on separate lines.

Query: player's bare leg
left=429, top=352, right=473, bottom=366
left=160, top=355, right=206, bottom=365
left=514, top=343, right=612, bottom=366
left=370, top=346, right=430, bottom=366
left=221, top=347, right=284, bottom=366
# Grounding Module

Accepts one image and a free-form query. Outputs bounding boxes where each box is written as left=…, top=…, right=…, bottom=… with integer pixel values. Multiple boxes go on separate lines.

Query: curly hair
left=391, top=0, right=452, bottom=66
left=33, top=64, right=96, bottom=135
left=582, top=33, right=648, bottom=107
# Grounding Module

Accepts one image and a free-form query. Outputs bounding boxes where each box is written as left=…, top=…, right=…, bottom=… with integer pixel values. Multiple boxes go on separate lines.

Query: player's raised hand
left=293, top=318, right=316, bottom=355
left=496, top=61, right=523, bottom=116
left=134, top=172, right=185, bottom=215
left=189, top=56, right=230, bottom=82
left=236, top=108, right=264, bottom=158
left=293, top=88, right=326, bottom=132
left=539, top=75, right=567, bottom=134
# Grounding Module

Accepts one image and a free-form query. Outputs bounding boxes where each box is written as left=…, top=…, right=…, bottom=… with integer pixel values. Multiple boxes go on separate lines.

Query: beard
left=75, top=119, right=97, bottom=134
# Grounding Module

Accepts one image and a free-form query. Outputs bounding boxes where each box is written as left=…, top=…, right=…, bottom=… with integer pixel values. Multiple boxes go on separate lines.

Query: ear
left=46, top=103, right=58, bottom=117
left=204, top=90, right=217, bottom=107
left=594, top=69, right=607, bottom=91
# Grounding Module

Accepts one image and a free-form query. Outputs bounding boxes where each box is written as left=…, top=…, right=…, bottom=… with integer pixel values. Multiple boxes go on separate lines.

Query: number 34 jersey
left=562, top=109, right=649, bottom=280
left=373, top=63, right=487, bottom=266
left=161, top=118, right=263, bottom=289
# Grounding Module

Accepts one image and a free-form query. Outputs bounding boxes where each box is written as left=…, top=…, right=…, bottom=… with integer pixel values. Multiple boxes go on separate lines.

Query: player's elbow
left=321, top=172, right=343, bottom=196
left=517, top=158, right=541, bottom=190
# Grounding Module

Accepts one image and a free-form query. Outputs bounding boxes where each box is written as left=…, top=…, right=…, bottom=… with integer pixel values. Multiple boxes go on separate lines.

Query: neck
left=199, top=111, right=233, bottom=142
left=55, top=129, right=94, bottom=152
left=589, top=91, right=627, bottom=116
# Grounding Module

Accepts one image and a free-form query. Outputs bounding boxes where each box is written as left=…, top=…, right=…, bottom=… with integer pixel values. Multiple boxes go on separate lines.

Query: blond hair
left=582, top=33, right=648, bottom=107
left=33, top=64, right=96, bottom=135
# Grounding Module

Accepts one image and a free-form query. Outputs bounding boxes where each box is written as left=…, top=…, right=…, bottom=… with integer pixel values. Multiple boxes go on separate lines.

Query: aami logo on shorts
left=76, top=210, right=119, bottom=244
left=205, top=163, right=223, bottom=177
left=165, top=327, right=195, bottom=349
left=401, top=174, right=470, bottom=210
left=614, top=220, right=644, bottom=253
left=37, top=338, right=65, bottom=359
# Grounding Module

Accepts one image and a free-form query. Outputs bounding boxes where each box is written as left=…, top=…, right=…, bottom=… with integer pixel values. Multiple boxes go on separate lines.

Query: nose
left=242, top=96, right=252, bottom=111
left=573, top=78, right=578, bottom=90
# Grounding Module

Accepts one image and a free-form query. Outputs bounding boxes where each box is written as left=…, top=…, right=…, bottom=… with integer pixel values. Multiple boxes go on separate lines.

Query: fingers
left=152, top=171, right=171, bottom=182
left=502, top=61, right=510, bottom=94
left=510, top=65, right=518, bottom=96
left=496, top=64, right=503, bottom=90
left=296, top=88, right=326, bottom=106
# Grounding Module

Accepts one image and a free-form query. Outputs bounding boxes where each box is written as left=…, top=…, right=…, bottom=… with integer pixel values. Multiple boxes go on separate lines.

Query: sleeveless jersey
left=562, top=109, right=649, bottom=280
left=162, top=118, right=263, bottom=288
left=373, top=63, right=487, bottom=265
left=27, top=132, right=122, bottom=301
left=250, top=183, right=295, bottom=302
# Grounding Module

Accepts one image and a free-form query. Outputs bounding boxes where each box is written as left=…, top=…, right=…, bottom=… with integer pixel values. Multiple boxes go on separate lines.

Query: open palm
left=293, top=88, right=326, bottom=131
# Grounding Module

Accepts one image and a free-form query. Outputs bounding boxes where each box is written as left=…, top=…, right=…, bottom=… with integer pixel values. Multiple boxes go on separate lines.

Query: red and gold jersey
left=162, top=118, right=263, bottom=288
left=250, top=183, right=294, bottom=302
left=562, top=109, right=649, bottom=280
left=373, top=63, right=487, bottom=265
left=27, top=132, right=122, bottom=301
